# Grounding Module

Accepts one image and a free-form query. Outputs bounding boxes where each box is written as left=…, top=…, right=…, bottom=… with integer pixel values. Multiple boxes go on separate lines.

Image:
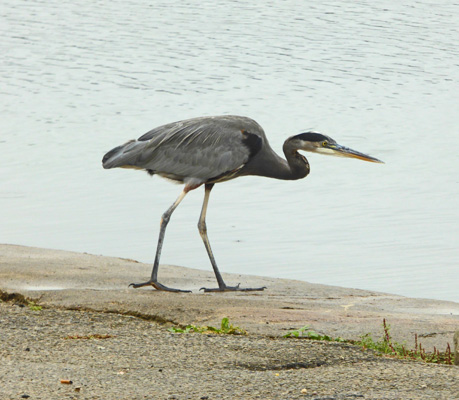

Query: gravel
left=1, top=302, right=457, bottom=400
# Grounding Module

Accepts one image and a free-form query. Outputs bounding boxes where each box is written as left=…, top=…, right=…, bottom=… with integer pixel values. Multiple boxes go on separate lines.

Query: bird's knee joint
left=198, top=221, right=207, bottom=234
left=161, top=214, right=171, bottom=225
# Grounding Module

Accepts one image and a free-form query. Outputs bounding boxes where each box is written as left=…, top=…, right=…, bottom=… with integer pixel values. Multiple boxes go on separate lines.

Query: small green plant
left=284, top=319, right=453, bottom=365
left=283, top=325, right=345, bottom=342
left=0, top=291, right=42, bottom=310
left=168, top=325, right=206, bottom=334
left=355, top=319, right=453, bottom=365
left=27, top=300, right=42, bottom=311
left=168, top=317, right=246, bottom=335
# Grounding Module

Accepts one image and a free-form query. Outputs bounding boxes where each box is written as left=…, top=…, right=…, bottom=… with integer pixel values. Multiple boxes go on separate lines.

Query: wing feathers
left=102, top=116, right=265, bottom=183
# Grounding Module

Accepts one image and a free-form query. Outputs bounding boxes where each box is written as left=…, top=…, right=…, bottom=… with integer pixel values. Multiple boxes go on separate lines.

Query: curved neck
left=241, top=138, right=311, bottom=181
left=280, top=140, right=310, bottom=180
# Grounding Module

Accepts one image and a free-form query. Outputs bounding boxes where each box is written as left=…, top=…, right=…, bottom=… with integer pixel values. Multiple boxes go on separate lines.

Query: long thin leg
left=198, top=183, right=266, bottom=293
left=130, top=188, right=191, bottom=292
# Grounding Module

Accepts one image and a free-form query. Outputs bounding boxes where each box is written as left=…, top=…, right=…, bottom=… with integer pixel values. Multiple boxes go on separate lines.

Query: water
left=1, top=0, right=458, bottom=302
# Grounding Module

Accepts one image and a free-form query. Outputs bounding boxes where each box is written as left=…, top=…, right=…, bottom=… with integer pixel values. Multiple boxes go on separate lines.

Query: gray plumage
left=102, top=115, right=302, bottom=186
left=102, top=115, right=382, bottom=292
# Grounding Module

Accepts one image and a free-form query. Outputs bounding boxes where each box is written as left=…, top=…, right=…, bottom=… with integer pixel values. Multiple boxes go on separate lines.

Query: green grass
left=26, top=300, right=42, bottom=311
left=168, top=317, right=246, bottom=335
left=283, top=325, right=345, bottom=342
left=356, top=319, right=453, bottom=365
left=284, top=319, right=453, bottom=365
left=0, top=291, right=42, bottom=311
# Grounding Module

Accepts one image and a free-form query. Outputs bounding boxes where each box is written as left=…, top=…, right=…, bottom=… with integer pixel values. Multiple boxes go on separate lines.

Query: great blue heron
left=102, top=115, right=382, bottom=292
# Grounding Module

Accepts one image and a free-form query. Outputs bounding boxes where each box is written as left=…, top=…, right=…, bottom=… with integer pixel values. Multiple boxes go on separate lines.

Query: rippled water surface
left=1, top=1, right=458, bottom=301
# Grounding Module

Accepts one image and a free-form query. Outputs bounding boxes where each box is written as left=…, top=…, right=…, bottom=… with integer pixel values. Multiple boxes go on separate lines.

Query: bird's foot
left=199, top=283, right=266, bottom=293
left=129, top=280, right=192, bottom=293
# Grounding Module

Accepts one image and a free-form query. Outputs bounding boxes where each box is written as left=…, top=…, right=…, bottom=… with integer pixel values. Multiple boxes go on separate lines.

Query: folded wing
left=102, top=115, right=264, bottom=184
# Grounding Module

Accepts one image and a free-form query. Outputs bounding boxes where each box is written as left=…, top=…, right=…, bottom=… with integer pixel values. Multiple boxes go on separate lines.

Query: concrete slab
left=1, top=244, right=458, bottom=350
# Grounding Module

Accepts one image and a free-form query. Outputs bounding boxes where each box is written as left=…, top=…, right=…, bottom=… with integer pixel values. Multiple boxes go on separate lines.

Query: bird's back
left=102, top=115, right=267, bottom=185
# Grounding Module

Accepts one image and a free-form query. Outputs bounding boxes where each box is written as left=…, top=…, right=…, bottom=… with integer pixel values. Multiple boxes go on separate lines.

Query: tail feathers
left=102, top=140, right=142, bottom=169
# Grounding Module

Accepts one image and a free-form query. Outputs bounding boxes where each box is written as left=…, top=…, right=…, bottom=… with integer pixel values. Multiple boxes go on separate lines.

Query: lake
left=1, top=0, right=458, bottom=302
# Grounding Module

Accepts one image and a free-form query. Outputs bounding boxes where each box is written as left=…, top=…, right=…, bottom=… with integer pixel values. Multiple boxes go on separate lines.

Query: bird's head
left=289, top=132, right=383, bottom=163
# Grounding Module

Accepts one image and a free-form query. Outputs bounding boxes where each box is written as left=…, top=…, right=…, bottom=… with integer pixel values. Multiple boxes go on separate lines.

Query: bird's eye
left=322, top=141, right=328, bottom=147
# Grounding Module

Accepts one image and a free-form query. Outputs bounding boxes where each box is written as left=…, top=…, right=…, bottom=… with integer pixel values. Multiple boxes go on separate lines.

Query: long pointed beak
left=327, top=143, right=384, bottom=163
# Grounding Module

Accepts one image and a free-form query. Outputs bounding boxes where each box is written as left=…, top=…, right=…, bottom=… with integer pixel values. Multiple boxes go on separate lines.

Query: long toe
left=129, top=280, right=192, bottom=293
left=200, top=285, right=266, bottom=293
left=129, top=281, right=153, bottom=289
